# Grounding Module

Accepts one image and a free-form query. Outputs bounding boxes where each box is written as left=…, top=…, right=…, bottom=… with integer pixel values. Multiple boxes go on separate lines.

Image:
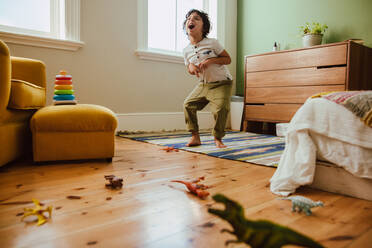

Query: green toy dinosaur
left=208, top=194, right=324, bottom=248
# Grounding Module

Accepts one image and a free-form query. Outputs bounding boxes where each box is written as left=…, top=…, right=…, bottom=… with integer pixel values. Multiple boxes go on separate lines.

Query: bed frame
left=310, top=161, right=372, bottom=201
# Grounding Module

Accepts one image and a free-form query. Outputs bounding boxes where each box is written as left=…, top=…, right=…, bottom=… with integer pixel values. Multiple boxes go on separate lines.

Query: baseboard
left=116, top=111, right=221, bottom=132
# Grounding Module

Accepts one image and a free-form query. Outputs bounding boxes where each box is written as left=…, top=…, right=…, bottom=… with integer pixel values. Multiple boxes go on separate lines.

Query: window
left=137, top=0, right=220, bottom=63
left=0, top=0, right=83, bottom=51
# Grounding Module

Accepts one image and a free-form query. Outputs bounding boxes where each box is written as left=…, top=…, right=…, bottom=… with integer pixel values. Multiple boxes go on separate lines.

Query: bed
left=270, top=91, right=372, bottom=200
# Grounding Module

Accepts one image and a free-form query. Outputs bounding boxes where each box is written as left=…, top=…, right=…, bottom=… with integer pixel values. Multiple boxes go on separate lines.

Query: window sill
left=135, top=49, right=184, bottom=64
left=0, top=30, right=84, bottom=51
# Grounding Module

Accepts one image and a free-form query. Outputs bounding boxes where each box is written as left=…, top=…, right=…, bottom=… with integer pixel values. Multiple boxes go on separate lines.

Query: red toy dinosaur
left=171, top=176, right=210, bottom=199
left=161, top=146, right=179, bottom=152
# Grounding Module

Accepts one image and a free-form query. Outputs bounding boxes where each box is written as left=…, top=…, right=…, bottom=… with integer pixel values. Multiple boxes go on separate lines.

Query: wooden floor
left=0, top=137, right=371, bottom=248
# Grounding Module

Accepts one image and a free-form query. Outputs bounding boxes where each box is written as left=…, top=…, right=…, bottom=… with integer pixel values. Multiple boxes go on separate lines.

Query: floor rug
left=117, top=131, right=285, bottom=167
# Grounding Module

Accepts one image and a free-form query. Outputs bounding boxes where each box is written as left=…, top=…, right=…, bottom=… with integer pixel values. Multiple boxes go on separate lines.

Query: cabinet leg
left=242, top=120, right=248, bottom=132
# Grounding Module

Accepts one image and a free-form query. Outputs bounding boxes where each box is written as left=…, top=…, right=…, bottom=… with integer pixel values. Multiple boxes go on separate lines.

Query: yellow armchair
left=0, top=40, right=46, bottom=166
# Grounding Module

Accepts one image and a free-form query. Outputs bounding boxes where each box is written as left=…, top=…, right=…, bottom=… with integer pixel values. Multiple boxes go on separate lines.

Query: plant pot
left=302, top=34, right=323, bottom=47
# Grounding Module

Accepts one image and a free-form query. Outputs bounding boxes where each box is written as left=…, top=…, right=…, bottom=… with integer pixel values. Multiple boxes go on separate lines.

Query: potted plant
left=299, top=22, right=328, bottom=47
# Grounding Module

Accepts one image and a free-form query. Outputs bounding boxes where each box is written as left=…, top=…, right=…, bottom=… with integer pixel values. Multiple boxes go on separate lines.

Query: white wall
left=5, top=0, right=237, bottom=131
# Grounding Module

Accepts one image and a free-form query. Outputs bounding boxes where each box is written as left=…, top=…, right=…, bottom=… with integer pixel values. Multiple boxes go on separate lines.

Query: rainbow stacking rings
left=53, top=70, right=77, bottom=105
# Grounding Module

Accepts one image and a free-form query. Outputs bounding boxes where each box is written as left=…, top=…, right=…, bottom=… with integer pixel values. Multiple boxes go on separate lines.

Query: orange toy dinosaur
left=161, top=146, right=179, bottom=152
left=171, top=176, right=210, bottom=199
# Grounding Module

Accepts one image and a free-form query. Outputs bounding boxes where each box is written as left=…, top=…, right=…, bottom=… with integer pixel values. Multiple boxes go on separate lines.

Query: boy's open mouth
left=188, top=24, right=195, bottom=30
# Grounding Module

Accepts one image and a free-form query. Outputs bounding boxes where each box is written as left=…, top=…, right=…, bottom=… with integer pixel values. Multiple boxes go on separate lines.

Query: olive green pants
left=183, top=80, right=232, bottom=139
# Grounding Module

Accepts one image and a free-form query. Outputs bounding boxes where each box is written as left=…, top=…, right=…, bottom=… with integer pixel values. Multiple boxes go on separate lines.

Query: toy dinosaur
left=104, top=175, right=124, bottom=189
left=279, top=195, right=324, bottom=216
left=21, top=199, right=52, bottom=226
left=171, top=176, right=209, bottom=199
left=208, top=194, right=324, bottom=248
left=161, top=146, right=179, bottom=152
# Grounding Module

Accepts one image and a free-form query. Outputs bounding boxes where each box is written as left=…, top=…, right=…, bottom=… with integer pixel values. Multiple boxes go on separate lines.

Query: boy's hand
left=198, top=59, right=213, bottom=71
left=199, top=50, right=231, bottom=71
left=188, top=63, right=201, bottom=77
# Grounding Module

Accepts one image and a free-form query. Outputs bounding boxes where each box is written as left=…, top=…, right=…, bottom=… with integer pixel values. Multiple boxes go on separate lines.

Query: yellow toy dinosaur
left=21, top=199, right=52, bottom=226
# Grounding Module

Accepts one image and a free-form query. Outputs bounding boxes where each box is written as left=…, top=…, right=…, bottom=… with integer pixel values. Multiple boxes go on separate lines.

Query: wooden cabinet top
left=244, top=41, right=363, bottom=59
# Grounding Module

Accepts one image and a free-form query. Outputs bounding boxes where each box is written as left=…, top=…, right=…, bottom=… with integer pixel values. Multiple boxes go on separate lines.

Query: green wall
left=236, top=0, right=372, bottom=95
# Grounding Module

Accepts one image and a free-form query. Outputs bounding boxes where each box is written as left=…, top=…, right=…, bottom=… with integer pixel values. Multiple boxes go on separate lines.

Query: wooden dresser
left=242, top=41, right=372, bottom=133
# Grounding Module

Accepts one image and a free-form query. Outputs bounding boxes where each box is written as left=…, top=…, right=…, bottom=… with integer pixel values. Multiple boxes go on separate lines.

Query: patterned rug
left=117, top=131, right=285, bottom=167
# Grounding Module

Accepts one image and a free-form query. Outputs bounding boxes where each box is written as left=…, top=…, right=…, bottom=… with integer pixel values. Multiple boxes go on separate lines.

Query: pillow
left=312, top=91, right=372, bottom=127
left=8, top=79, right=46, bottom=109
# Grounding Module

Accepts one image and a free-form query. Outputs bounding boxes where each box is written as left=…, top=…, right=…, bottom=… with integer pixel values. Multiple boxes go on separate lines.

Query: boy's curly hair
left=183, top=9, right=211, bottom=38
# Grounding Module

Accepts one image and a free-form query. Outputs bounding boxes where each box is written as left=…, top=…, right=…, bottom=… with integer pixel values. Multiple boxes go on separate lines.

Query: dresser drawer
left=246, top=66, right=346, bottom=87
left=246, top=44, right=347, bottom=72
left=245, top=85, right=345, bottom=104
left=244, top=104, right=301, bottom=122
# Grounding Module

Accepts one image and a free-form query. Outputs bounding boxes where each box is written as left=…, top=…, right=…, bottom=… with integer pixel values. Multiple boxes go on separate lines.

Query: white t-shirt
left=183, top=38, right=232, bottom=83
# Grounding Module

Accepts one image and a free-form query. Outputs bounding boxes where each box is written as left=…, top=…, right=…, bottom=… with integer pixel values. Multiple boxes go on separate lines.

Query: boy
left=183, top=9, right=233, bottom=148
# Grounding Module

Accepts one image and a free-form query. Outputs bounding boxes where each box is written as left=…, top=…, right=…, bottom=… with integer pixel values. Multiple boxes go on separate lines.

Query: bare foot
left=214, top=138, right=227, bottom=148
left=186, top=133, right=201, bottom=147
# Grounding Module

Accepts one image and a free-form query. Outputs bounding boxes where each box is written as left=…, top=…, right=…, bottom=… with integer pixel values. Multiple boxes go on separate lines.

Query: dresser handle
left=317, top=64, right=346, bottom=69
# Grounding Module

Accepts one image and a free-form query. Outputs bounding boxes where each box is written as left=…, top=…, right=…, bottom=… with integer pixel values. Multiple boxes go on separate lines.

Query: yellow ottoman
left=30, top=104, right=117, bottom=162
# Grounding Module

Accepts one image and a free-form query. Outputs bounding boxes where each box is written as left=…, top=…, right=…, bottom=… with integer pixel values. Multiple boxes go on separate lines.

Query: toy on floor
left=104, top=175, right=124, bottom=189
left=208, top=194, right=324, bottom=248
left=53, top=70, right=77, bottom=105
left=161, top=146, right=179, bottom=152
left=171, top=176, right=209, bottom=199
left=21, top=199, right=52, bottom=226
left=279, top=195, right=324, bottom=216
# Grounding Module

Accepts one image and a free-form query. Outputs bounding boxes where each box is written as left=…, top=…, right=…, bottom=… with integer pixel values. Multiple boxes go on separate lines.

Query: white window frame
left=0, top=0, right=83, bottom=51
left=136, top=0, right=226, bottom=64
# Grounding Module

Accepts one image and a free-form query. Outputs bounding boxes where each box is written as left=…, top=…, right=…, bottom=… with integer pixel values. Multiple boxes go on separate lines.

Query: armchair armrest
left=8, top=79, right=46, bottom=109
left=0, top=40, right=11, bottom=112
left=11, top=56, right=46, bottom=88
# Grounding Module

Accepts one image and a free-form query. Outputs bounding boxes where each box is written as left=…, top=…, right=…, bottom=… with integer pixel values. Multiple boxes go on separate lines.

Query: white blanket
left=270, top=98, right=372, bottom=196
